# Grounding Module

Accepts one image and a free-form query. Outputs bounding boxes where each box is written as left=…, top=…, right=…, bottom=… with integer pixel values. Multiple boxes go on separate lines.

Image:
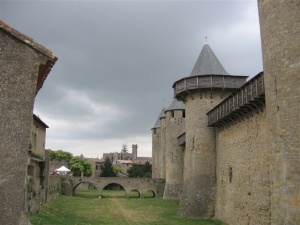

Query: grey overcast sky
left=0, top=0, right=263, bottom=158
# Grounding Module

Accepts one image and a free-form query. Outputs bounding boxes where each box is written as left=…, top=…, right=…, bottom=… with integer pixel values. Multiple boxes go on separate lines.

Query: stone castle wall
left=215, top=109, right=271, bottom=225
left=152, top=2, right=300, bottom=223
left=159, top=117, right=167, bottom=179
left=152, top=128, right=160, bottom=178
left=258, top=1, right=300, bottom=224
left=0, top=28, right=51, bottom=225
left=47, top=176, right=62, bottom=202
left=163, top=110, right=185, bottom=199
left=178, top=89, right=234, bottom=217
left=151, top=127, right=161, bottom=178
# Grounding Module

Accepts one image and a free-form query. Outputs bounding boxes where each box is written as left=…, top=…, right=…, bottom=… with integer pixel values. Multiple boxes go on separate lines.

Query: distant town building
left=85, top=157, right=104, bottom=177
left=103, top=144, right=148, bottom=163
left=101, top=144, right=152, bottom=175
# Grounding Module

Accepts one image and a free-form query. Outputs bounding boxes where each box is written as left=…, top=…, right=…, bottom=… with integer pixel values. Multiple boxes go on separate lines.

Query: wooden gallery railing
left=173, top=74, right=247, bottom=102
left=207, top=72, right=265, bottom=127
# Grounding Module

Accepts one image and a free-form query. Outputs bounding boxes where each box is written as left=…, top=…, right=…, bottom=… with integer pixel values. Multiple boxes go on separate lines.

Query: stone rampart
left=258, top=1, right=300, bottom=224
left=159, top=117, right=167, bottom=178
left=47, top=176, right=62, bottom=202
left=152, top=127, right=161, bottom=178
left=163, top=110, right=185, bottom=199
left=215, top=109, right=270, bottom=225
left=177, top=89, right=234, bottom=218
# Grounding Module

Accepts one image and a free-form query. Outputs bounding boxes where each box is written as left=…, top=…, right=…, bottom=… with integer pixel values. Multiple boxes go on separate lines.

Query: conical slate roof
left=152, top=107, right=165, bottom=129
left=190, top=43, right=229, bottom=76
left=165, top=99, right=185, bottom=112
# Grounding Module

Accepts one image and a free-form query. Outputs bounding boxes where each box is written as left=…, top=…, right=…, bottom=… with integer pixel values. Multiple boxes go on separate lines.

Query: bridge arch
left=100, top=183, right=127, bottom=198
left=143, top=190, right=156, bottom=198
left=129, top=189, right=140, bottom=198
left=66, top=177, right=165, bottom=199
left=72, top=181, right=99, bottom=197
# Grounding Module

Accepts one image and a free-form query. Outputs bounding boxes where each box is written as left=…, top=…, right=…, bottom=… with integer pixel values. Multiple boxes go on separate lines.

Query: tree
left=142, top=161, right=152, bottom=178
left=69, top=156, right=92, bottom=177
left=127, top=162, right=152, bottom=178
left=127, top=164, right=143, bottom=178
left=100, top=157, right=117, bottom=177
left=48, top=149, right=73, bottom=162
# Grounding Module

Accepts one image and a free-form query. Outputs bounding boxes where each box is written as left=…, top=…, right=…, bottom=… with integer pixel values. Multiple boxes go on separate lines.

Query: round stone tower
left=173, top=43, right=248, bottom=217
left=151, top=108, right=165, bottom=178
left=159, top=110, right=167, bottom=179
left=163, top=99, right=185, bottom=200
left=258, top=1, right=300, bottom=224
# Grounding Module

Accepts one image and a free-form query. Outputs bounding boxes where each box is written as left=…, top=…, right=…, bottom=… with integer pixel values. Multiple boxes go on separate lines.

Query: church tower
left=132, top=144, right=138, bottom=160
left=173, top=43, right=248, bottom=217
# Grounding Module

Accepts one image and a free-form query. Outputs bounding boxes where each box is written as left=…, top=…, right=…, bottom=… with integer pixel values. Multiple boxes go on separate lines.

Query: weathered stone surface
left=159, top=117, right=167, bottom=178
left=0, top=30, right=48, bottom=225
left=177, top=90, right=234, bottom=218
left=258, top=1, right=300, bottom=224
left=47, top=176, right=62, bottom=201
left=0, top=21, right=57, bottom=224
left=163, top=110, right=185, bottom=200
left=152, top=127, right=161, bottom=178
left=61, top=178, right=73, bottom=196
left=215, top=110, right=271, bottom=225
left=65, top=177, right=165, bottom=198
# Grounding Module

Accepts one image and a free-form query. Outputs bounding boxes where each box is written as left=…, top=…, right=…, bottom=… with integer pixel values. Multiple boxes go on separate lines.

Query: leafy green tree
left=142, top=161, right=152, bottom=177
left=69, top=156, right=92, bottom=177
left=127, top=164, right=143, bottom=178
left=113, top=166, right=123, bottom=173
left=100, top=157, right=117, bottom=177
left=127, top=162, right=152, bottom=178
left=48, top=149, right=73, bottom=162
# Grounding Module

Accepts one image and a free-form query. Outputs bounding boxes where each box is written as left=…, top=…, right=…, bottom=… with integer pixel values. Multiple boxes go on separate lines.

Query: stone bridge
left=65, top=177, right=165, bottom=198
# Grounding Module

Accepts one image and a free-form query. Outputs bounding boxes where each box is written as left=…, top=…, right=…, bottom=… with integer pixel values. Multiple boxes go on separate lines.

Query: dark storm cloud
left=1, top=0, right=262, bottom=156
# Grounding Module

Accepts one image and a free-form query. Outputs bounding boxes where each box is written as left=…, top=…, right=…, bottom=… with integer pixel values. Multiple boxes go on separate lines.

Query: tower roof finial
left=205, top=36, right=208, bottom=44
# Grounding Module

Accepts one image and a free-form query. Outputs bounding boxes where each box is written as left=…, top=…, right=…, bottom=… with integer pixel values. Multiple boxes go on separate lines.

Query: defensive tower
left=258, top=1, right=300, bottom=224
left=173, top=43, right=248, bottom=217
left=163, top=99, right=185, bottom=199
left=151, top=108, right=165, bottom=178
left=159, top=110, right=167, bottom=179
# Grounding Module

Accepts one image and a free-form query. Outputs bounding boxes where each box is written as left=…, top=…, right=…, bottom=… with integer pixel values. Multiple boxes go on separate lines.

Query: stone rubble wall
left=46, top=176, right=62, bottom=202
left=159, top=117, right=167, bottom=179
left=178, top=89, right=234, bottom=218
left=258, top=0, right=300, bottom=224
left=163, top=110, right=185, bottom=200
left=151, top=127, right=161, bottom=178
left=66, top=177, right=166, bottom=198
left=215, top=109, right=271, bottom=225
left=0, top=29, right=49, bottom=225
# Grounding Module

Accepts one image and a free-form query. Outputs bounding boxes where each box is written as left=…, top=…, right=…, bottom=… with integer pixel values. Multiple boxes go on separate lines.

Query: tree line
left=48, top=149, right=92, bottom=177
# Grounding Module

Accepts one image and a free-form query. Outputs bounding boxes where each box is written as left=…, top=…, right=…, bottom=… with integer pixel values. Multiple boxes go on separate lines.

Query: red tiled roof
left=0, top=19, right=58, bottom=94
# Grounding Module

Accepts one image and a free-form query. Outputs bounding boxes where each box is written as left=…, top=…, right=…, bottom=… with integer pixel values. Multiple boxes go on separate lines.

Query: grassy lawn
left=28, top=191, right=226, bottom=225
